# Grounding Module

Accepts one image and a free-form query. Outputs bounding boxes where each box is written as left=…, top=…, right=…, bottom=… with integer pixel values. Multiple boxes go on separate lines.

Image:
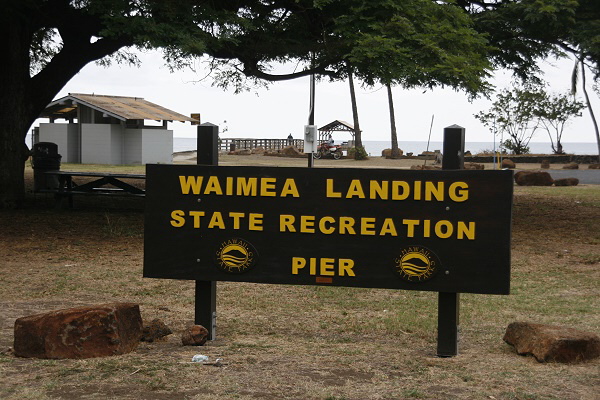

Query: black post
left=437, top=124, right=464, bottom=357
left=308, top=72, right=315, bottom=168
left=195, top=123, right=218, bottom=340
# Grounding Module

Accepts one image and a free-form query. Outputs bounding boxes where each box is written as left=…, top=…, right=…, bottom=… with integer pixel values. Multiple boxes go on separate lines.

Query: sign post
left=195, top=123, right=218, bottom=340
left=437, top=125, right=465, bottom=357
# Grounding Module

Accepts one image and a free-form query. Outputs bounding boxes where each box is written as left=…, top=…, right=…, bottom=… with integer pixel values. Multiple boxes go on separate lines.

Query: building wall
left=124, top=128, right=172, bottom=164
left=81, top=124, right=124, bottom=164
left=124, top=129, right=143, bottom=164
left=142, top=129, right=173, bottom=164
left=38, top=123, right=79, bottom=163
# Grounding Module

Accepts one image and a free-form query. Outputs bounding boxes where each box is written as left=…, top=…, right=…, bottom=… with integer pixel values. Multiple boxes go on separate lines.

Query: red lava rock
left=141, top=318, right=173, bottom=342
left=181, top=325, right=209, bottom=346
left=502, top=159, right=516, bottom=169
left=562, top=163, right=579, bottom=169
left=14, top=303, right=142, bottom=359
left=514, top=171, right=554, bottom=186
left=464, top=162, right=484, bottom=170
left=554, top=178, right=579, bottom=186
left=503, top=322, right=600, bottom=363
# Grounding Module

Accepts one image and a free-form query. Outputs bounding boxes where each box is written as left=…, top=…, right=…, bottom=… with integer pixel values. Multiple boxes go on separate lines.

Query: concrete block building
left=35, top=93, right=197, bottom=164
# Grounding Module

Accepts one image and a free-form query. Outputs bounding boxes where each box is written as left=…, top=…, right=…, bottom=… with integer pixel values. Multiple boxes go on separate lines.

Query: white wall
left=40, top=122, right=173, bottom=165
left=124, top=129, right=142, bottom=164
left=38, top=123, right=79, bottom=163
left=82, top=124, right=123, bottom=164
left=142, top=129, right=173, bottom=164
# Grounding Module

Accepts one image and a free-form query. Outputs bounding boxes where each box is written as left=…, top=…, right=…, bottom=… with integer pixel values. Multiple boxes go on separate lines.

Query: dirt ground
left=0, top=158, right=598, bottom=400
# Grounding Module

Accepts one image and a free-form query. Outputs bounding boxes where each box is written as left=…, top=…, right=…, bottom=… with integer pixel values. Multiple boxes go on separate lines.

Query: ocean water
left=174, top=137, right=596, bottom=156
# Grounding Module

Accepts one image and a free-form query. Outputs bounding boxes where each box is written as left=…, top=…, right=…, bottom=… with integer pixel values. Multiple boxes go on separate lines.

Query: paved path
left=532, top=169, right=600, bottom=184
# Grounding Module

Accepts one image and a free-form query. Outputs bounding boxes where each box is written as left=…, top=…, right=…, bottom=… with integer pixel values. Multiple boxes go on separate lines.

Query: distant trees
left=534, top=90, right=585, bottom=154
left=475, top=85, right=584, bottom=155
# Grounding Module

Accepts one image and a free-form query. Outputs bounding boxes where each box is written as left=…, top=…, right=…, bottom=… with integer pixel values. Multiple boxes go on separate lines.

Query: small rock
left=503, top=322, right=600, bottom=363
left=464, top=162, right=484, bottom=170
left=14, top=303, right=142, bottom=359
left=281, top=146, right=303, bottom=157
left=514, top=171, right=554, bottom=186
left=382, top=148, right=403, bottom=158
left=540, top=160, right=550, bottom=169
left=562, top=162, right=579, bottom=169
left=588, top=163, right=600, bottom=169
left=554, top=178, right=579, bottom=187
left=181, top=325, right=209, bottom=346
left=141, top=319, right=173, bottom=342
left=501, top=159, right=516, bottom=169
left=410, top=165, right=440, bottom=170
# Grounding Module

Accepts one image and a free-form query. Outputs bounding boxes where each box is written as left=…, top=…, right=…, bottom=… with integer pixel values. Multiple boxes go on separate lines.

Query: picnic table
left=40, top=170, right=146, bottom=207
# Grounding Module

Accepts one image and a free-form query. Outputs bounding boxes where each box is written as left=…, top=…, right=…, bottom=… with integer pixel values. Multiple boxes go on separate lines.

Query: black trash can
left=32, top=142, right=62, bottom=191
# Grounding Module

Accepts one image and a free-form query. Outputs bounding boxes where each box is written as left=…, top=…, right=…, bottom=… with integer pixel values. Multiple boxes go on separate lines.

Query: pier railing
left=218, top=138, right=304, bottom=152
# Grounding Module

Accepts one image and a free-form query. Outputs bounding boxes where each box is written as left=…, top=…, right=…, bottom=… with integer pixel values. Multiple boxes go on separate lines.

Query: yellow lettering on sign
left=339, top=259, right=355, bottom=276
left=403, top=219, right=419, bottom=237
left=291, top=257, right=356, bottom=277
left=370, top=180, right=388, bottom=200
left=179, top=176, right=203, bottom=194
left=319, top=216, right=336, bottom=234
left=170, top=210, right=185, bottom=227
left=260, top=177, right=277, bottom=196
left=208, top=211, right=225, bottom=229
left=300, top=215, right=315, bottom=233
left=237, top=177, right=257, bottom=196
left=380, top=218, right=397, bottom=236
left=189, top=211, right=205, bottom=228
left=435, top=220, right=454, bottom=238
left=449, top=182, right=469, bottom=202
left=392, top=181, right=410, bottom=200
left=457, top=221, right=476, bottom=239
left=204, top=176, right=223, bottom=195
left=291, top=257, right=306, bottom=274
left=326, top=179, right=342, bottom=198
left=360, top=217, right=376, bottom=235
left=281, top=178, right=300, bottom=197
left=346, top=180, right=365, bottom=198
left=249, top=213, right=263, bottom=231
left=280, top=215, right=296, bottom=232
left=339, top=217, right=356, bottom=235
left=229, top=212, right=244, bottom=229
left=425, top=181, right=443, bottom=201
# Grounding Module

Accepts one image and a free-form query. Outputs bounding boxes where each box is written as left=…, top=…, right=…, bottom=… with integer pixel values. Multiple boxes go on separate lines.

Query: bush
left=349, top=146, right=369, bottom=160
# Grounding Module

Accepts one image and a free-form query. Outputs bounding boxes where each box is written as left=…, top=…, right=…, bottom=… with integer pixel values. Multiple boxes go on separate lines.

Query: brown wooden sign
left=144, top=165, right=512, bottom=294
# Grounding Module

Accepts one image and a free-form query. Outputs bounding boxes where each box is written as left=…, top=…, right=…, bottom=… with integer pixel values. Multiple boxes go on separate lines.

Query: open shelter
left=317, top=120, right=356, bottom=145
left=35, top=93, right=197, bottom=165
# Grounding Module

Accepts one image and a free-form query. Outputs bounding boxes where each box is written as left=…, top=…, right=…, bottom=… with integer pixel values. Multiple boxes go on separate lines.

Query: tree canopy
left=1, top=0, right=599, bottom=207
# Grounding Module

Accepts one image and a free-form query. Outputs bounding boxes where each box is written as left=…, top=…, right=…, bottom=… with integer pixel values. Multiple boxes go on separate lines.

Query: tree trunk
left=387, top=84, right=400, bottom=158
left=347, top=67, right=363, bottom=158
left=0, top=18, right=35, bottom=208
left=580, top=61, right=600, bottom=162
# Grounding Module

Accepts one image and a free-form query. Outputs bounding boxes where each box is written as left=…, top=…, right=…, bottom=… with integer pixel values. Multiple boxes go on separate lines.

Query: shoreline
left=173, top=151, right=599, bottom=171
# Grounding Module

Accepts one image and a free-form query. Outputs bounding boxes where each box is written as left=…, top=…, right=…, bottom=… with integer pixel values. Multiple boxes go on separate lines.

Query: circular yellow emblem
left=215, top=238, right=257, bottom=274
left=394, top=246, right=439, bottom=282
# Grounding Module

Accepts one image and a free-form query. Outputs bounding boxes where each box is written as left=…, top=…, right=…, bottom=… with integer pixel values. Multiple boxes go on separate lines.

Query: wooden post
left=195, top=123, right=218, bottom=340
left=437, top=124, right=464, bottom=357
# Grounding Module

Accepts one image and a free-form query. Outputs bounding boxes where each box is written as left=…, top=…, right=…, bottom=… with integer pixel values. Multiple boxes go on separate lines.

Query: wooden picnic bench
left=39, top=170, right=146, bottom=207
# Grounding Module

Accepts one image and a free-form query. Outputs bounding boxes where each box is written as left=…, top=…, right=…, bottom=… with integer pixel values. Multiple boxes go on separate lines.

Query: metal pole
left=437, top=124, right=464, bottom=357
left=195, top=123, right=218, bottom=340
left=308, top=73, right=315, bottom=168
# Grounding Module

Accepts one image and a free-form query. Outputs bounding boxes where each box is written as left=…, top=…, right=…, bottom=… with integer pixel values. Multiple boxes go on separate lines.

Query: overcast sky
left=40, top=50, right=598, bottom=144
